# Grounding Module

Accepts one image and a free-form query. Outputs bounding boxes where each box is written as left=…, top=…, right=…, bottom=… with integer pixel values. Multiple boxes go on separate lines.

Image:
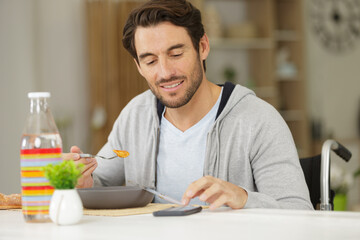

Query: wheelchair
left=300, top=139, right=352, bottom=210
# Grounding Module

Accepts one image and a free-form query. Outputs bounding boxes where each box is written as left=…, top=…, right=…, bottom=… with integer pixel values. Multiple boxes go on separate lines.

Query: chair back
left=300, top=155, right=334, bottom=210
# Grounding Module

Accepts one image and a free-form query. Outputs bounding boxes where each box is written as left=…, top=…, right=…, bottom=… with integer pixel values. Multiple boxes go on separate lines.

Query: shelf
left=203, top=0, right=310, bottom=157
left=209, top=38, right=274, bottom=50
left=276, top=75, right=299, bottom=82
left=275, top=30, right=300, bottom=42
left=280, top=110, right=305, bottom=122
left=253, top=86, right=278, bottom=98
left=204, top=0, right=249, bottom=2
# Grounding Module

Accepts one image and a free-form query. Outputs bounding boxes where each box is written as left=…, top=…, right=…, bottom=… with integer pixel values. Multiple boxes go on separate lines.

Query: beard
left=148, top=57, right=203, bottom=109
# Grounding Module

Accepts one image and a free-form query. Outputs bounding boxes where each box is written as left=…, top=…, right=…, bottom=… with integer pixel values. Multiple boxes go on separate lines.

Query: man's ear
left=199, top=33, right=210, bottom=61
left=134, top=58, right=144, bottom=76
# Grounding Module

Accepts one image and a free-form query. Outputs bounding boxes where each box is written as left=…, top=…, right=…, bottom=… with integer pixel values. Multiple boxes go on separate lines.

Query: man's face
left=134, top=22, right=206, bottom=108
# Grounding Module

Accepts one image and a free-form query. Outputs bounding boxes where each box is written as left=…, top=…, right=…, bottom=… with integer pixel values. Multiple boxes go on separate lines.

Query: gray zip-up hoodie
left=93, top=83, right=313, bottom=210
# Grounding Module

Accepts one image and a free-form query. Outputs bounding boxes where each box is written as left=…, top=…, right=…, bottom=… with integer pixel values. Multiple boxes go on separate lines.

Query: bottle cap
left=28, top=92, right=51, bottom=98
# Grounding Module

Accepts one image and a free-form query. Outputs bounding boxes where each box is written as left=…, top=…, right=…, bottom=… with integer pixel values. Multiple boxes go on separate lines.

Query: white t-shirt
left=155, top=88, right=223, bottom=205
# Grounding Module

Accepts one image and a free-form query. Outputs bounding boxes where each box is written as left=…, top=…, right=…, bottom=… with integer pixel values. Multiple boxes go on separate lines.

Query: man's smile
left=160, top=80, right=184, bottom=91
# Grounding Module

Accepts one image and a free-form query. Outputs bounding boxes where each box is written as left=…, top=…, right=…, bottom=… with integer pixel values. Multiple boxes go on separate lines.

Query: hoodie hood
left=203, top=83, right=255, bottom=179
left=215, top=82, right=256, bottom=122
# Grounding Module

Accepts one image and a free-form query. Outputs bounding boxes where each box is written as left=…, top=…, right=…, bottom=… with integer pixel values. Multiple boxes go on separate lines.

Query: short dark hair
left=122, top=0, right=206, bottom=70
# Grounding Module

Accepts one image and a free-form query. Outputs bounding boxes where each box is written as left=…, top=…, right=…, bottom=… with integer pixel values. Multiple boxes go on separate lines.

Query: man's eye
left=146, top=60, right=156, bottom=65
left=172, top=53, right=183, bottom=57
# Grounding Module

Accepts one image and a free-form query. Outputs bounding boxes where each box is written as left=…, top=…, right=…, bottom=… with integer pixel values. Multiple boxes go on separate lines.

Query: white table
left=1, top=208, right=360, bottom=240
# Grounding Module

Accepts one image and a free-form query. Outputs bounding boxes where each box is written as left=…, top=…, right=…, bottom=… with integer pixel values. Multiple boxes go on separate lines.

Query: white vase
left=49, top=189, right=83, bottom=225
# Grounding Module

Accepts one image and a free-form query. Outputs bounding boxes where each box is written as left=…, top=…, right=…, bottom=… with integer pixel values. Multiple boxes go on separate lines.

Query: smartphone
left=153, top=205, right=202, bottom=217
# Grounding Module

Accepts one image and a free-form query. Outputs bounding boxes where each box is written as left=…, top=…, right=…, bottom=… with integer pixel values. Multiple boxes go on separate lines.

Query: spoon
left=79, top=153, right=118, bottom=160
left=79, top=150, right=129, bottom=160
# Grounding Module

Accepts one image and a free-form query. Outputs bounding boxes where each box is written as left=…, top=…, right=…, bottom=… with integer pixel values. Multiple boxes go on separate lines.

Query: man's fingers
left=64, top=156, right=97, bottom=175
left=63, top=146, right=97, bottom=189
left=206, top=193, right=222, bottom=204
left=70, top=145, right=83, bottom=154
left=81, top=160, right=98, bottom=176
left=62, top=152, right=80, bottom=161
left=187, top=176, right=215, bottom=197
left=182, top=175, right=248, bottom=209
left=75, top=160, right=97, bottom=189
left=62, top=145, right=84, bottom=161
left=182, top=176, right=216, bottom=205
left=209, top=194, right=228, bottom=210
left=199, top=183, right=223, bottom=202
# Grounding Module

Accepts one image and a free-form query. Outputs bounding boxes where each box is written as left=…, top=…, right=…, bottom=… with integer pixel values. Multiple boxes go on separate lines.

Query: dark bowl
left=77, top=186, right=154, bottom=209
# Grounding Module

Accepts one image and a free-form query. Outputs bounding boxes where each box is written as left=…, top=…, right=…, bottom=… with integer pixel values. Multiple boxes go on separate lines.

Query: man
left=66, top=0, right=313, bottom=210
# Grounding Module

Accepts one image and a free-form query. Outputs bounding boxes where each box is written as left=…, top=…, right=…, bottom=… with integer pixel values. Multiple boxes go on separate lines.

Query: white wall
left=0, top=0, right=89, bottom=194
left=304, top=1, right=360, bottom=140
left=0, top=1, right=37, bottom=194
left=35, top=0, right=90, bottom=152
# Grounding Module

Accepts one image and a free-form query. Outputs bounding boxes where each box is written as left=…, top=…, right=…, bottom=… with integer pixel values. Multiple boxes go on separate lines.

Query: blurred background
left=1, top=0, right=360, bottom=210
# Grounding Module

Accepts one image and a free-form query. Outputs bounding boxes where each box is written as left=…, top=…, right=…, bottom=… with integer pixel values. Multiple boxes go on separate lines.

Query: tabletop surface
left=1, top=208, right=360, bottom=240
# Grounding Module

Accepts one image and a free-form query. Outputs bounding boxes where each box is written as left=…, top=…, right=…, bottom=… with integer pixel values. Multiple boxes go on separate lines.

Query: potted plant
left=354, top=168, right=360, bottom=179
left=330, top=164, right=353, bottom=211
left=44, top=160, right=84, bottom=225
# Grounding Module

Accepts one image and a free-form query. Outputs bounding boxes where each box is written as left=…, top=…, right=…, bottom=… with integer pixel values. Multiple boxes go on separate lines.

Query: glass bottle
left=20, top=92, right=62, bottom=223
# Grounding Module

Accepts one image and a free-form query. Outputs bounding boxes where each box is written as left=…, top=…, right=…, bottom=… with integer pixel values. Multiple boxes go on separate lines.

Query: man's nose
left=158, top=58, right=175, bottom=80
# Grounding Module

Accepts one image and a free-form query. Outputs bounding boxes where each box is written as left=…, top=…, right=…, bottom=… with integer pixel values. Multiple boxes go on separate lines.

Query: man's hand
left=181, top=176, right=248, bottom=210
left=62, top=146, right=98, bottom=188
